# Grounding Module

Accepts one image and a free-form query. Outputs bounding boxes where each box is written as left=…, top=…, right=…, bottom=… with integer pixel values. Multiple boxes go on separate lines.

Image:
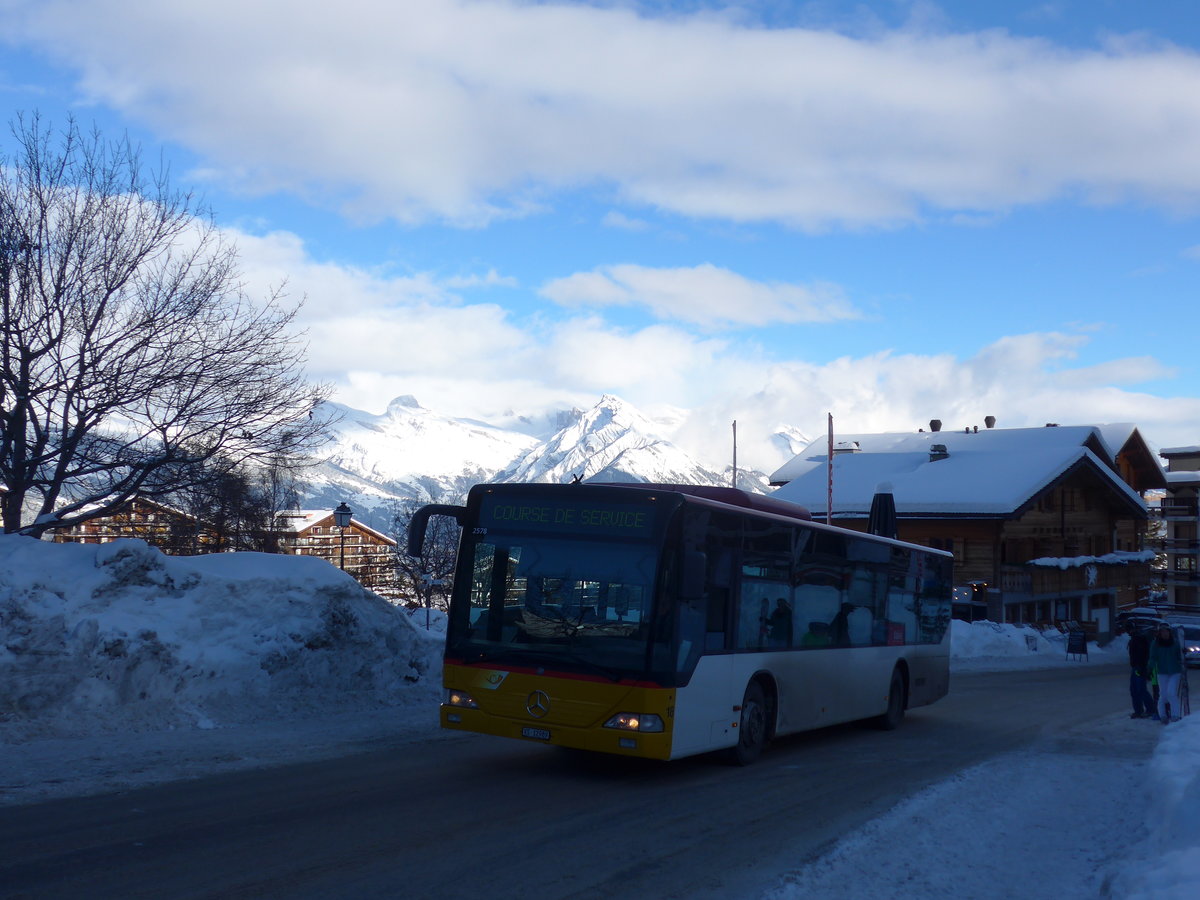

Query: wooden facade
left=51, top=498, right=216, bottom=555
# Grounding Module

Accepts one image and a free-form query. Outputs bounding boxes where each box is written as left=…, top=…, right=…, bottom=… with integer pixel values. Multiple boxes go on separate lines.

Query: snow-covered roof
left=275, top=510, right=336, bottom=530
left=770, top=424, right=1107, bottom=484
left=1026, top=550, right=1156, bottom=569
left=275, top=510, right=396, bottom=544
left=770, top=425, right=1148, bottom=517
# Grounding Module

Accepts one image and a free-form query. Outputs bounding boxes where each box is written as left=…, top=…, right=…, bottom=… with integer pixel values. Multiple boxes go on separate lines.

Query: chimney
left=929, top=443, right=949, bottom=462
left=984, top=415, right=996, bottom=429
left=929, top=419, right=942, bottom=433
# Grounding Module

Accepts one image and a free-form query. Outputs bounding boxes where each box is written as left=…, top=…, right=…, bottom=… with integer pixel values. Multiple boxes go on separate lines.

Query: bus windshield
left=448, top=531, right=671, bottom=680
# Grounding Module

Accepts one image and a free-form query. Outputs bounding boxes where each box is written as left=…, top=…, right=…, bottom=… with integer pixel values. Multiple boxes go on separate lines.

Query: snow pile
left=951, top=618, right=1058, bottom=655
left=1109, top=713, right=1200, bottom=900
left=0, top=535, right=442, bottom=742
left=948, top=617, right=1119, bottom=671
left=766, top=743, right=1147, bottom=900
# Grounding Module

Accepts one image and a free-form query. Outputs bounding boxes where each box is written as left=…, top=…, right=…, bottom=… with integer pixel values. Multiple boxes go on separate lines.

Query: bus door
left=670, top=507, right=742, bottom=756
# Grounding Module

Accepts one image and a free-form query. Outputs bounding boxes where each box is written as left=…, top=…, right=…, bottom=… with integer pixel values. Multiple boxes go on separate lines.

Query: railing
left=1001, top=560, right=1154, bottom=594
left=1154, top=503, right=1199, bottom=519
left=1162, top=570, right=1200, bottom=584
left=1163, top=539, right=1200, bottom=555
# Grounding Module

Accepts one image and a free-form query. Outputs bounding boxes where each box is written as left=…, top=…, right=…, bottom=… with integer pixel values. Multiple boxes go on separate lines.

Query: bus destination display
left=479, top=495, right=658, bottom=539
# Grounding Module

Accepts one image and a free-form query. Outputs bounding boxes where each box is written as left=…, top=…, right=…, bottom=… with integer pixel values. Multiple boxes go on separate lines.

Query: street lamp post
left=333, top=502, right=352, bottom=571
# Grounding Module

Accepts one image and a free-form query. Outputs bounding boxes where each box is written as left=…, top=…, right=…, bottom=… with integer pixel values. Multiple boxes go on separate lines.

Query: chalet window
left=929, top=538, right=956, bottom=558
left=313, top=527, right=322, bottom=535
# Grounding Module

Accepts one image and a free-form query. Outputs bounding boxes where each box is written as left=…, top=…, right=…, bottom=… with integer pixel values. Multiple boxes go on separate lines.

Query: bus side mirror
left=681, top=549, right=707, bottom=600
left=407, top=504, right=467, bottom=558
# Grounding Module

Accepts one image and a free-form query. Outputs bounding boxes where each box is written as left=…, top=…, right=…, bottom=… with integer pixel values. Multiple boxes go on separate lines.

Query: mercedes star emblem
left=526, top=690, right=550, bottom=718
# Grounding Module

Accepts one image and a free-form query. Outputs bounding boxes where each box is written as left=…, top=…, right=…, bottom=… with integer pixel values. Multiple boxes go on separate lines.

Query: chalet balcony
left=1154, top=501, right=1199, bottom=520
left=1163, top=539, right=1200, bottom=555
left=1162, top=570, right=1200, bottom=585
left=1000, top=558, right=1154, bottom=599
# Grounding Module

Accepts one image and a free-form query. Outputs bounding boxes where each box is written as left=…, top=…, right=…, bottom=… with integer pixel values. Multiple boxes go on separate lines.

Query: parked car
left=1179, top=625, right=1200, bottom=668
left=1115, top=607, right=1167, bottom=635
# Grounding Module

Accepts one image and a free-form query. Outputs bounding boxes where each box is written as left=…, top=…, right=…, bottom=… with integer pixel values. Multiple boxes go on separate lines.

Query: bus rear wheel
left=727, top=681, right=768, bottom=765
left=873, top=667, right=906, bottom=731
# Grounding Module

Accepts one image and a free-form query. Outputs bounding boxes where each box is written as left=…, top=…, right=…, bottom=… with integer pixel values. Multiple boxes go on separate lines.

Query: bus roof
left=600, top=483, right=813, bottom=523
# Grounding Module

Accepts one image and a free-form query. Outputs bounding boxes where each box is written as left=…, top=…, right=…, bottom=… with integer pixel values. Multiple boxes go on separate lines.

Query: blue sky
left=3, top=0, right=1200, bottom=470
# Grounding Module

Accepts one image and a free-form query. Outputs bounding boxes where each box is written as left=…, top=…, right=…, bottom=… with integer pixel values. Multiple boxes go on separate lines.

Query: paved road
left=0, top=662, right=1135, bottom=900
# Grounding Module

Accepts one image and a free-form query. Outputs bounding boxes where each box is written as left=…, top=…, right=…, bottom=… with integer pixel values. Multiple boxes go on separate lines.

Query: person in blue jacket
left=1149, top=623, right=1186, bottom=724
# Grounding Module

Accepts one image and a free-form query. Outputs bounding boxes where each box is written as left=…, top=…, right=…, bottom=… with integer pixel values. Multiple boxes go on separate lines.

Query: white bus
left=409, top=482, right=953, bottom=764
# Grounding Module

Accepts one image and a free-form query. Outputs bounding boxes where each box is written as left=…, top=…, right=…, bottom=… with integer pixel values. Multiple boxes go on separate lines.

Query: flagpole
left=732, top=420, right=738, bottom=489
left=826, top=412, right=834, bottom=524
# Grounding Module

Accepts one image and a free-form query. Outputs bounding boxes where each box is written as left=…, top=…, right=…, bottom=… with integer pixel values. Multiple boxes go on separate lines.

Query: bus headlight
left=603, top=712, right=664, bottom=733
left=445, top=689, right=479, bottom=709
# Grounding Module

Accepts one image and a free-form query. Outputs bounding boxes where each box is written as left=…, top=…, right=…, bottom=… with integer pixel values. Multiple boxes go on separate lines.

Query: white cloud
left=9, top=0, right=1200, bottom=227
left=546, top=315, right=728, bottom=395
left=540, top=263, right=860, bottom=328
left=665, top=333, right=1197, bottom=470
left=231, top=229, right=533, bottom=386
left=228, top=229, right=1197, bottom=469
left=442, top=268, right=518, bottom=289
left=601, top=211, right=650, bottom=231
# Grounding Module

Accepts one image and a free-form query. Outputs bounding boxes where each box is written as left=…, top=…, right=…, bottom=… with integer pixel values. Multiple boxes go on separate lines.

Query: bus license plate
left=521, top=726, right=551, bottom=741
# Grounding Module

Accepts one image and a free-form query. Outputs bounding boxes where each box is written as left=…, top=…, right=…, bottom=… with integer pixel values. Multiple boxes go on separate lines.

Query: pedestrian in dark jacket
left=1127, top=628, right=1155, bottom=718
left=1149, top=624, right=1186, bottom=724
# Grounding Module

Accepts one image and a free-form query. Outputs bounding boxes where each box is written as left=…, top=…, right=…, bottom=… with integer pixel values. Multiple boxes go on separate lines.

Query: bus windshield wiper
left=461, top=646, right=509, bottom=665
left=556, top=647, right=624, bottom=682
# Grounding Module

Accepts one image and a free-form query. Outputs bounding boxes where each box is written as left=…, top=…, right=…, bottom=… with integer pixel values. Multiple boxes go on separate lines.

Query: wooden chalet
left=51, top=500, right=399, bottom=599
left=274, top=510, right=399, bottom=599
left=51, top=497, right=216, bottom=555
left=769, top=421, right=1164, bottom=636
left=1156, top=445, right=1200, bottom=610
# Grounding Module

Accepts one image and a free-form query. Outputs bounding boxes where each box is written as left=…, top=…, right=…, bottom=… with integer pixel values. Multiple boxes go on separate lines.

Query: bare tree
left=393, top=498, right=460, bottom=612
left=0, top=112, right=329, bottom=537
left=172, top=458, right=297, bottom=553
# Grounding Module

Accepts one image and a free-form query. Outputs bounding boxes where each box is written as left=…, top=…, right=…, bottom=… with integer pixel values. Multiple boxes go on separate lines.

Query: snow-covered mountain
left=301, top=394, right=778, bottom=534
left=503, top=394, right=729, bottom=485
left=302, top=397, right=538, bottom=524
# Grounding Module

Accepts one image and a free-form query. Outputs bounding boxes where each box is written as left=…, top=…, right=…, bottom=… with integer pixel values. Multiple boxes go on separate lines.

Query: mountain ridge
left=302, top=394, right=802, bottom=534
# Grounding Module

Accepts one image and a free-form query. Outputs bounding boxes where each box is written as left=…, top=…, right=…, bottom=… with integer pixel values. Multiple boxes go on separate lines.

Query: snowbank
left=1107, top=713, right=1200, bottom=900
left=0, top=535, right=442, bottom=742
left=949, top=617, right=1125, bottom=671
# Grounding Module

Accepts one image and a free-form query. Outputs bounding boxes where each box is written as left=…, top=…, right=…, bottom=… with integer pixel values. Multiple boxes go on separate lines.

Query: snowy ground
left=1, top=535, right=1196, bottom=898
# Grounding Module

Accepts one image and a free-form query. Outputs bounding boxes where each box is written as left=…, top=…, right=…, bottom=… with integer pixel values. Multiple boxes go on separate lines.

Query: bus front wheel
left=873, top=667, right=906, bottom=731
left=727, top=681, right=768, bottom=766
